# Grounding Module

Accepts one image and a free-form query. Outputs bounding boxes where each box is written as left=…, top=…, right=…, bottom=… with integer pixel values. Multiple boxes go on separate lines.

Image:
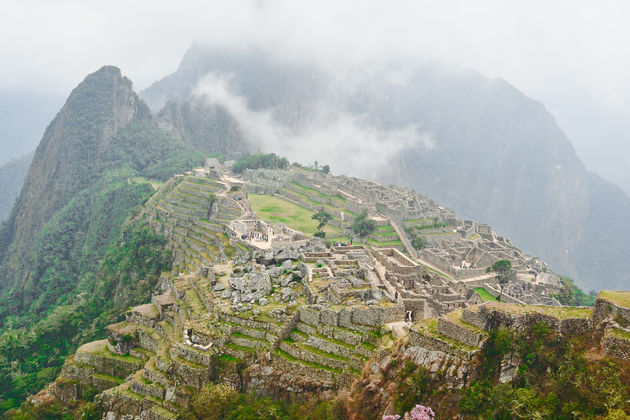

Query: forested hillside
left=0, top=66, right=203, bottom=412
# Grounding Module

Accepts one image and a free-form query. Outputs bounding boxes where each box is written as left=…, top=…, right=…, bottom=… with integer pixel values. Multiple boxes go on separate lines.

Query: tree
left=487, top=259, right=512, bottom=284
left=312, top=211, right=333, bottom=238
left=411, top=235, right=427, bottom=250
left=487, top=259, right=512, bottom=302
left=232, top=153, right=289, bottom=173
left=351, top=210, right=376, bottom=238
left=322, top=164, right=330, bottom=174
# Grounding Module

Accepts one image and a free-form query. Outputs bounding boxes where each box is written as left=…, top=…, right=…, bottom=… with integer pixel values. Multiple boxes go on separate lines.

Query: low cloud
left=193, top=73, right=434, bottom=178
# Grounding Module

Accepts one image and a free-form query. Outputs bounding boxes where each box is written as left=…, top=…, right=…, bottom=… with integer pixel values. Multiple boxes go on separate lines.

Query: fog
left=1, top=0, right=629, bottom=192
left=194, top=73, right=434, bottom=177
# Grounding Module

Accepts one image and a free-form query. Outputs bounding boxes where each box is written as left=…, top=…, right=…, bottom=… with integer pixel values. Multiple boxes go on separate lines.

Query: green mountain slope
left=0, top=66, right=203, bottom=411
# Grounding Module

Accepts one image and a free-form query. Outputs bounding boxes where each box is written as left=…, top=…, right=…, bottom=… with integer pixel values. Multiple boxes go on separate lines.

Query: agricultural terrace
left=599, top=291, right=630, bottom=308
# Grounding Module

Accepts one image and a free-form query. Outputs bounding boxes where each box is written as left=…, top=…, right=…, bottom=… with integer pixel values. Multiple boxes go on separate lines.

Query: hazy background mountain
left=142, top=45, right=630, bottom=291
left=0, top=153, right=33, bottom=222
left=0, top=91, right=63, bottom=164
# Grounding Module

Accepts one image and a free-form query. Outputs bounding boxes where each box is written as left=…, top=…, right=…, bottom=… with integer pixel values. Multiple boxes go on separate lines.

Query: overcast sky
left=1, top=0, right=629, bottom=191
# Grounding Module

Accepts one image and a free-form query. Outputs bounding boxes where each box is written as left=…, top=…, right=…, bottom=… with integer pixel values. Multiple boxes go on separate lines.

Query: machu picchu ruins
left=42, top=159, right=630, bottom=419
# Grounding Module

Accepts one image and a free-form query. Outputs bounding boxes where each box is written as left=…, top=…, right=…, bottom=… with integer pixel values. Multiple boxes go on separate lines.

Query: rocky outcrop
left=5, top=66, right=148, bottom=260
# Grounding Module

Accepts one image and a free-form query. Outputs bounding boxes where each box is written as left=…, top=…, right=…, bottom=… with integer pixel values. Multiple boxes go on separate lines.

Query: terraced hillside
left=30, top=163, right=630, bottom=419
left=144, top=174, right=239, bottom=274
left=46, top=170, right=403, bottom=419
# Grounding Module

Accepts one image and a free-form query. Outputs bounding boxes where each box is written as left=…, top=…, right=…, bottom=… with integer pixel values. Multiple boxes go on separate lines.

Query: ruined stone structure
left=43, top=164, right=595, bottom=418
left=404, top=293, right=630, bottom=388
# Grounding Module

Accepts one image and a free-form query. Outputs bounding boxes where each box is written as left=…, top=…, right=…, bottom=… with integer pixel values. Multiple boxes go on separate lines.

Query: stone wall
left=406, top=328, right=474, bottom=361
left=74, top=348, right=143, bottom=378
left=603, top=331, right=630, bottom=360
left=477, top=306, right=592, bottom=336
left=437, top=319, right=486, bottom=348
left=298, top=304, right=404, bottom=331
left=593, top=297, right=630, bottom=325
left=461, top=308, right=488, bottom=330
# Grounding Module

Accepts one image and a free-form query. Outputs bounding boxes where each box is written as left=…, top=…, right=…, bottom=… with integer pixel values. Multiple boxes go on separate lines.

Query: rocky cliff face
left=4, top=67, right=146, bottom=255
left=156, top=97, right=248, bottom=158
left=0, top=66, right=205, bottom=410
left=141, top=46, right=630, bottom=291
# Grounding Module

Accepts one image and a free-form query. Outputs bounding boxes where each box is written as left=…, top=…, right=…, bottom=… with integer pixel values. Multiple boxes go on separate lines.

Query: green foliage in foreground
left=458, top=324, right=630, bottom=419
left=232, top=153, right=289, bottom=173
left=0, top=210, right=171, bottom=414
left=185, top=383, right=345, bottom=420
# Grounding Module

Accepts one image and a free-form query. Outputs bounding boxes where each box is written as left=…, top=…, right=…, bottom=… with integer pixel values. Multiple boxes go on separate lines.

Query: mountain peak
left=2, top=66, right=147, bottom=268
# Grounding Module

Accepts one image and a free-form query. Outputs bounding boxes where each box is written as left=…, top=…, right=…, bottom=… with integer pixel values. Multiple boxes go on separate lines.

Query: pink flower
left=408, top=404, right=435, bottom=420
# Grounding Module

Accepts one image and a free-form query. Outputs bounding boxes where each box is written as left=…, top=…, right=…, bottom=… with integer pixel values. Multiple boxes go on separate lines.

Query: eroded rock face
left=499, top=353, right=520, bottom=384
left=403, top=345, right=470, bottom=388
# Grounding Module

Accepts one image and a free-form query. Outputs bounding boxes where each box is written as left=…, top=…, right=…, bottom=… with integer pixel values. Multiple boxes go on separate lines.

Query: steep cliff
left=2, top=67, right=147, bottom=264
left=0, top=67, right=202, bottom=410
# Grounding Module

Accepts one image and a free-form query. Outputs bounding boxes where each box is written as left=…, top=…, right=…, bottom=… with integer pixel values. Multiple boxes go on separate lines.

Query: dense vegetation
left=232, top=153, right=289, bottom=173
left=344, top=322, right=630, bottom=419
left=554, top=275, right=596, bottom=307
left=0, top=153, right=33, bottom=223
left=0, top=67, right=204, bottom=413
left=351, top=210, right=377, bottom=238
left=184, top=383, right=345, bottom=420
left=458, top=324, right=629, bottom=418
left=0, top=195, right=170, bottom=411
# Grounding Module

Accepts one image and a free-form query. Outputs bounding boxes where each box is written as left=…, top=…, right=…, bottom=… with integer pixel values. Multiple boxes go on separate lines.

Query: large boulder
left=229, top=272, right=272, bottom=302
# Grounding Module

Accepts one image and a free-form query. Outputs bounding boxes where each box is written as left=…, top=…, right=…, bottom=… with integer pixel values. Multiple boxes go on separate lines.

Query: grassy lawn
left=287, top=182, right=358, bottom=217
left=131, top=176, right=164, bottom=190
left=249, top=194, right=340, bottom=236
left=375, top=230, right=399, bottom=238
left=483, top=302, right=593, bottom=319
left=328, top=236, right=364, bottom=246
left=404, top=218, right=429, bottom=224
left=474, top=287, right=498, bottom=302
left=367, top=239, right=404, bottom=247
left=468, top=233, right=481, bottom=241
left=376, top=224, right=395, bottom=232
left=606, top=327, right=630, bottom=340
left=599, top=291, right=630, bottom=308
left=289, top=182, right=347, bottom=204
